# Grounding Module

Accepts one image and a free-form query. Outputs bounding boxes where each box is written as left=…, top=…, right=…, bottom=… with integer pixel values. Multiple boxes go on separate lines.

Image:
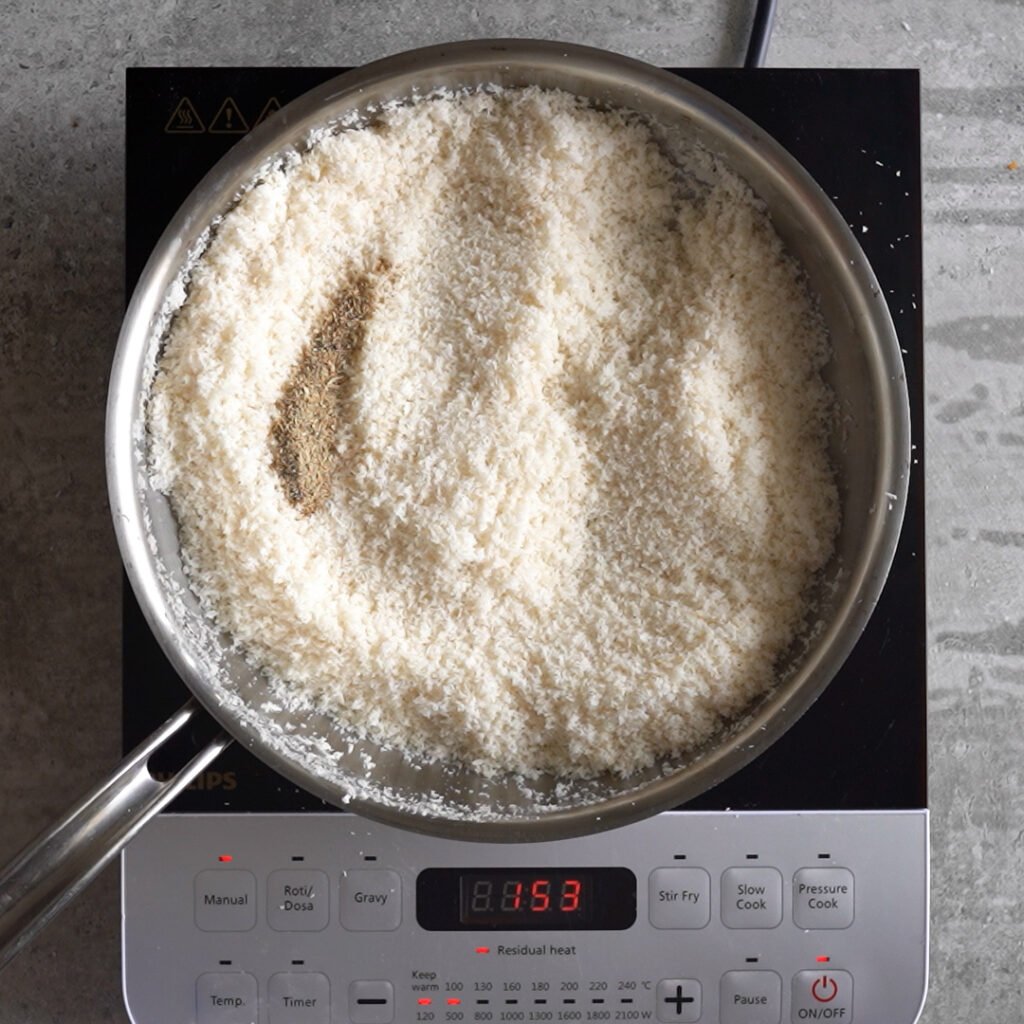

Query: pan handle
left=0, top=699, right=231, bottom=971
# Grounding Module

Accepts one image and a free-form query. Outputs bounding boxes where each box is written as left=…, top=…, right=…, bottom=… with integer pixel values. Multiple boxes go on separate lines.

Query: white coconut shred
left=148, top=86, right=838, bottom=779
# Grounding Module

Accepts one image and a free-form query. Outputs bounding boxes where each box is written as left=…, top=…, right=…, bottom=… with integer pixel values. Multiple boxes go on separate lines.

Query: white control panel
left=121, top=810, right=928, bottom=1024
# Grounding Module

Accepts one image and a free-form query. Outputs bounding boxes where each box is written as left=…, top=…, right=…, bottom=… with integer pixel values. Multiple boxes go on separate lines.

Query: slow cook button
left=648, top=868, right=711, bottom=929
left=720, top=867, right=783, bottom=929
left=267, top=869, right=330, bottom=931
left=720, top=971, right=782, bottom=1024
left=194, top=870, right=257, bottom=932
left=267, top=971, right=330, bottom=1024
left=196, top=971, right=258, bottom=1024
left=792, top=868, right=855, bottom=930
left=340, top=870, right=402, bottom=931
left=792, top=971, right=853, bottom=1022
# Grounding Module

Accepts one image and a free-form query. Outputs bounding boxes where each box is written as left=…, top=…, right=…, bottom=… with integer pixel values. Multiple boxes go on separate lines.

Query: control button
left=720, top=867, right=783, bottom=929
left=648, top=868, right=711, bottom=929
left=792, top=868, right=855, bottom=930
left=349, top=980, right=395, bottom=1024
left=792, top=971, right=853, bottom=1021
left=268, top=870, right=330, bottom=931
left=196, top=971, right=258, bottom=1024
left=656, top=978, right=701, bottom=1022
left=340, top=870, right=402, bottom=931
left=194, top=870, right=257, bottom=932
left=720, top=971, right=782, bottom=1024
left=268, top=972, right=330, bottom=1023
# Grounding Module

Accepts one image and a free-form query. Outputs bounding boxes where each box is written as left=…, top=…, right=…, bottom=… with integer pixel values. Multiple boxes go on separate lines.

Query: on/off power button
left=812, top=976, right=838, bottom=1002
left=791, top=971, right=853, bottom=1021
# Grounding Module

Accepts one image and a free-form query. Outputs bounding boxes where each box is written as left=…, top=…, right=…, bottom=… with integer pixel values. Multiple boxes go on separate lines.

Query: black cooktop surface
left=124, top=66, right=925, bottom=814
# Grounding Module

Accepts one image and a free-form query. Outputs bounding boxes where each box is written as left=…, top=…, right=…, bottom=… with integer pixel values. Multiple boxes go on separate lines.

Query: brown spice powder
left=269, top=263, right=387, bottom=515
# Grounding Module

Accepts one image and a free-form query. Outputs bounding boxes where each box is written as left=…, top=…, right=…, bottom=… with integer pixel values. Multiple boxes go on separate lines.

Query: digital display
left=417, top=868, right=636, bottom=931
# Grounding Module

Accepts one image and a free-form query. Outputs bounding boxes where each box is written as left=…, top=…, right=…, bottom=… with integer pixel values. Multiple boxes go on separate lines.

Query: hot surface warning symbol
left=165, top=97, right=205, bottom=134
left=209, top=97, right=249, bottom=134
left=254, top=96, right=282, bottom=126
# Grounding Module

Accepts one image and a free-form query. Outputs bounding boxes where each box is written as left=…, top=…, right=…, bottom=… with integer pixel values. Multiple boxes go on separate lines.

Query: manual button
left=792, top=869, right=854, bottom=930
left=340, top=869, right=402, bottom=931
left=195, top=870, right=257, bottom=932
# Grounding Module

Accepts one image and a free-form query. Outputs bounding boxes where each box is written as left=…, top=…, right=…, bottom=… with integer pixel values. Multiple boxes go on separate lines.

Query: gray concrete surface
left=1, top=1, right=1021, bottom=1020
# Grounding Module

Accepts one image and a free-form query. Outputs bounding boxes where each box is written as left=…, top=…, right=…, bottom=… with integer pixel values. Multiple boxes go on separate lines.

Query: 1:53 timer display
left=416, top=868, right=636, bottom=931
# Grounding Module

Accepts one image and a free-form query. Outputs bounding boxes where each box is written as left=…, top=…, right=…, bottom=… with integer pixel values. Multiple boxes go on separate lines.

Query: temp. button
left=340, top=870, right=402, bottom=931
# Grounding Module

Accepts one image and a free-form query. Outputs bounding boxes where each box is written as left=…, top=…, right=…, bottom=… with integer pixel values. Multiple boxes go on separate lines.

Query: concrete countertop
left=1, top=1, right=1021, bottom=1020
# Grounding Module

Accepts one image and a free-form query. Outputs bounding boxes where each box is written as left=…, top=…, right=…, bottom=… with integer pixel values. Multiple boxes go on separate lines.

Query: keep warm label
left=268, top=869, right=330, bottom=931
left=792, top=868, right=855, bottom=930
left=648, top=868, right=711, bottom=929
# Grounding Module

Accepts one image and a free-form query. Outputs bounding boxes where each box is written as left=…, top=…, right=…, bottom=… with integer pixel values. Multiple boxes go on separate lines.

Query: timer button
left=340, top=870, right=402, bottom=931
left=656, top=978, right=701, bottom=1022
left=649, top=868, right=711, bottom=929
left=267, top=972, right=330, bottom=1023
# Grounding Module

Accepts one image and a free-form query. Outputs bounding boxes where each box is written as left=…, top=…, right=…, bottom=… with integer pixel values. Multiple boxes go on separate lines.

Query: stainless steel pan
left=0, top=39, right=910, bottom=968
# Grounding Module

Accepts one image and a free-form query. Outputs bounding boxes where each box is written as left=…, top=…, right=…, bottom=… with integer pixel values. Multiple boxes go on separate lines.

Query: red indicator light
left=417, top=998, right=432, bottom=1006
left=475, top=946, right=490, bottom=954
left=218, top=855, right=233, bottom=862
left=816, top=956, right=831, bottom=963
left=447, top=998, right=462, bottom=1006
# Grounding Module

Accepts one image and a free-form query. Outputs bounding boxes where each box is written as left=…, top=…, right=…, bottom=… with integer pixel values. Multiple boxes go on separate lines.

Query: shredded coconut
left=148, top=87, right=838, bottom=779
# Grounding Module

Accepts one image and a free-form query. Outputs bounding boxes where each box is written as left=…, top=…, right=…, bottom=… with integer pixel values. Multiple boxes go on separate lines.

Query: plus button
left=656, top=978, right=700, bottom=1022
left=665, top=985, right=694, bottom=1013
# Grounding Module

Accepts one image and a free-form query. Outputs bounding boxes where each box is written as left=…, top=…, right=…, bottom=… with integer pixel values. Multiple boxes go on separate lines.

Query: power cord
left=743, top=0, right=778, bottom=68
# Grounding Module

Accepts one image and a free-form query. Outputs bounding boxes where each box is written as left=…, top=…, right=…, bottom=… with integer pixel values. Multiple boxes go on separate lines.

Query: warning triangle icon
left=164, top=96, right=205, bottom=134
left=254, top=96, right=282, bottom=127
left=209, top=97, right=249, bottom=135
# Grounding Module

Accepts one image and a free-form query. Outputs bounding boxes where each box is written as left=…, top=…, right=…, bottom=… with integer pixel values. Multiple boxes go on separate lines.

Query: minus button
left=349, top=980, right=394, bottom=1022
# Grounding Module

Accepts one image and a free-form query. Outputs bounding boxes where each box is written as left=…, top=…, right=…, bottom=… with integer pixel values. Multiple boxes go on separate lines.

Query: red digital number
left=560, top=878, right=582, bottom=912
left=530, top=879, right=551, bottom=912
left=501, top=880, right=524, bottom=911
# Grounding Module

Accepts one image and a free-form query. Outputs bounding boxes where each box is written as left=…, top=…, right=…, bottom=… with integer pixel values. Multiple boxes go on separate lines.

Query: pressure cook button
left=196, top=971, right=258, bottom=1024
left=349, top=980, right=395, bottom=1024
left=648, top=868, right=712, bottom=929
left=791, top=971, right=853, bottom=1022
left=720, top=971, right=782, bottom=1024
left=267, top=972, right=330, bottom=1023
left=655, top=978, right=701, bottom=1022
left=267, top=870, right=330, bottom=931
left=339, top=870, right=402, bottom=931
left=792, top=869, right=855, bottom=930
left=194, top=870, right=257, bottom=932
left=720, top=867, right=783, bottom=929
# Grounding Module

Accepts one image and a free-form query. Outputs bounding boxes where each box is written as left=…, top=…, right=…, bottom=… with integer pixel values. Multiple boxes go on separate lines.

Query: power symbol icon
left=811, top=976, right=839, bottom=1003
